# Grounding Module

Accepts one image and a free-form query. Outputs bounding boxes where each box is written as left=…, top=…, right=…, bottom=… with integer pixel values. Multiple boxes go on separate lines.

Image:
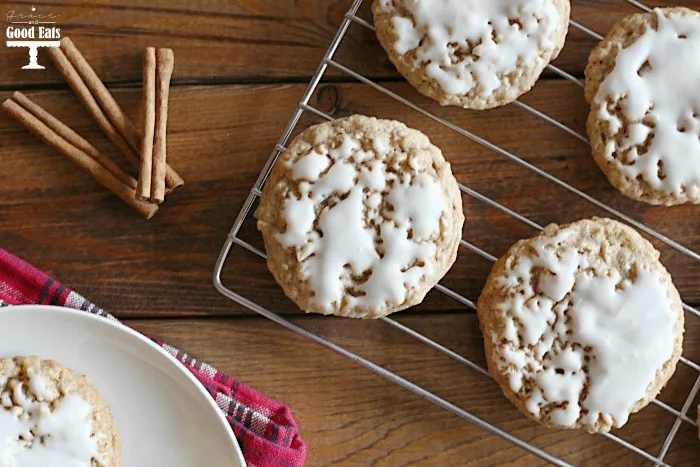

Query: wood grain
left=2, top=0, right=700, bottom=464
left=130, top=315, right=700, bottom=466
left=1, top=82, right=697, bottom=317
left=0, top=0, right=690, bottom=88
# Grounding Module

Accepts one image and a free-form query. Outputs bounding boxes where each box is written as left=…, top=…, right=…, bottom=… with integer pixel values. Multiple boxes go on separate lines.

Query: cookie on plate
left=477, top=218, right=683, bottom=433
left=372, top=0, right=571, bottom=109
left=0, top=356, right=120, bottom=466
left=255, top=115, right=464, bottom=319
left=585, top=7, right=700, bottom=205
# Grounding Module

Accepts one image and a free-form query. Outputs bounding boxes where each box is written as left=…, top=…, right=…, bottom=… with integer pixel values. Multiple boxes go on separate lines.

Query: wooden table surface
left=1, top=0, right=699, bottom=465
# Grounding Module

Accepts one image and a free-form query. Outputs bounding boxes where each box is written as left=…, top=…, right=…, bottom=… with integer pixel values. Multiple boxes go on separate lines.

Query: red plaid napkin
left=0, top=249, right=306, bottom=467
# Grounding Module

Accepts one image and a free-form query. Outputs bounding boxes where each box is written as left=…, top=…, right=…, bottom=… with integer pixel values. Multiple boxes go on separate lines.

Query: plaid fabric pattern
left=0, top=249, right=306, bottom=467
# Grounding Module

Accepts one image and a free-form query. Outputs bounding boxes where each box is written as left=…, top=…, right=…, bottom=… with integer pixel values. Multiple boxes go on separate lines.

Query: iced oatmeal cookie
left=0, top=355, right=120, bottom=466
left=372, top=0, right=570, bottom=109
left=255, top=115, right=464, bottom=318
left=477, top=218, right=683, bottom=433
left=585, top=7, right=700, bottom=205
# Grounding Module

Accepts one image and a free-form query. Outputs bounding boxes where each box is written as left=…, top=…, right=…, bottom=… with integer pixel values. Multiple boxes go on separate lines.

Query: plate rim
left=0, top=304, right=245, bottom=466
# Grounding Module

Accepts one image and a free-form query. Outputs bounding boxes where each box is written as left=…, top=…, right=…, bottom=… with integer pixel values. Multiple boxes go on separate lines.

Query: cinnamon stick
left=151, top=48, right=174, bottom=203
left=60, top=37, right=142, bottom=155
left=10, top=91, right=137, bottom=190
left=45, top=46, right=140, bottom=168
left=49, top=37, right=184, bottom=191
left=2, top=97, right=157, bottom=219
left=136, top=47, right=156, bottom=200
left=60, top=37, right=184, bottom=191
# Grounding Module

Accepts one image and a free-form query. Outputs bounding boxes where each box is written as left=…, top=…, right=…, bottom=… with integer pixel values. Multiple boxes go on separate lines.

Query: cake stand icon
left=6, top=41, right=61, bottom=69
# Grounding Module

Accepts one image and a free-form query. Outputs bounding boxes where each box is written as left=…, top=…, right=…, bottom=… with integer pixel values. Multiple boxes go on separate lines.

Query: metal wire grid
left=213, top=1, right=700, bottom=464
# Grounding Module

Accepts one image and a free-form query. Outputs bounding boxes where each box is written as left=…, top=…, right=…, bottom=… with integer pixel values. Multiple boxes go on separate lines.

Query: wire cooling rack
left=214, top=1, right=700, bottom=464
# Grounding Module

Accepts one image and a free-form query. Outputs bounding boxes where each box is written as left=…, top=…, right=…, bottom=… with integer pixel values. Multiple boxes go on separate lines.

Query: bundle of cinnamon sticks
left=1, top=37, right=182, bottom=218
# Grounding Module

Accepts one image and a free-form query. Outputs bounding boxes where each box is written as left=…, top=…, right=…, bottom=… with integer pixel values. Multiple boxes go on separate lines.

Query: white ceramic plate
left=0, top=305, right=245, bottom=467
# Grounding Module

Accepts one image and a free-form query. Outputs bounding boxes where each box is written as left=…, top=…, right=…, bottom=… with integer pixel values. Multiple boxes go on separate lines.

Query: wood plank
left=128, top=315, right=700, bottom=465
left=0, top=82, right=697, bottom=317
left=0, top=0, right=695, bottom=87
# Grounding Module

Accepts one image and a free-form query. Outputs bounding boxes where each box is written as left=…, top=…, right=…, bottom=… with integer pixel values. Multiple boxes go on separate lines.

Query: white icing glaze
left=277, top=134, right=446, bottom=314
left=27, top=371, right=52, bottom=402
left=594, top=8, right=700, bottom=200
left=494, top=231, right=677, bottom=429
left=383, top=0, right=560, bottom=97
left=0, top=375, right=105, bottom=466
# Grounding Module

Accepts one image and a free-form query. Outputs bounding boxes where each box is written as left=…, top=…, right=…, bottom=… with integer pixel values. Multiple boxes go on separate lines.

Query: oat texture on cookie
left=0, top=356, right=119, bottom=466
left=372, top=0, right=570, bottom=109
left=477, top=218, right=683, bottom=433
left=256, top=115, right=463, bottom=319
left=586, top=7, right=700, bottom=205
